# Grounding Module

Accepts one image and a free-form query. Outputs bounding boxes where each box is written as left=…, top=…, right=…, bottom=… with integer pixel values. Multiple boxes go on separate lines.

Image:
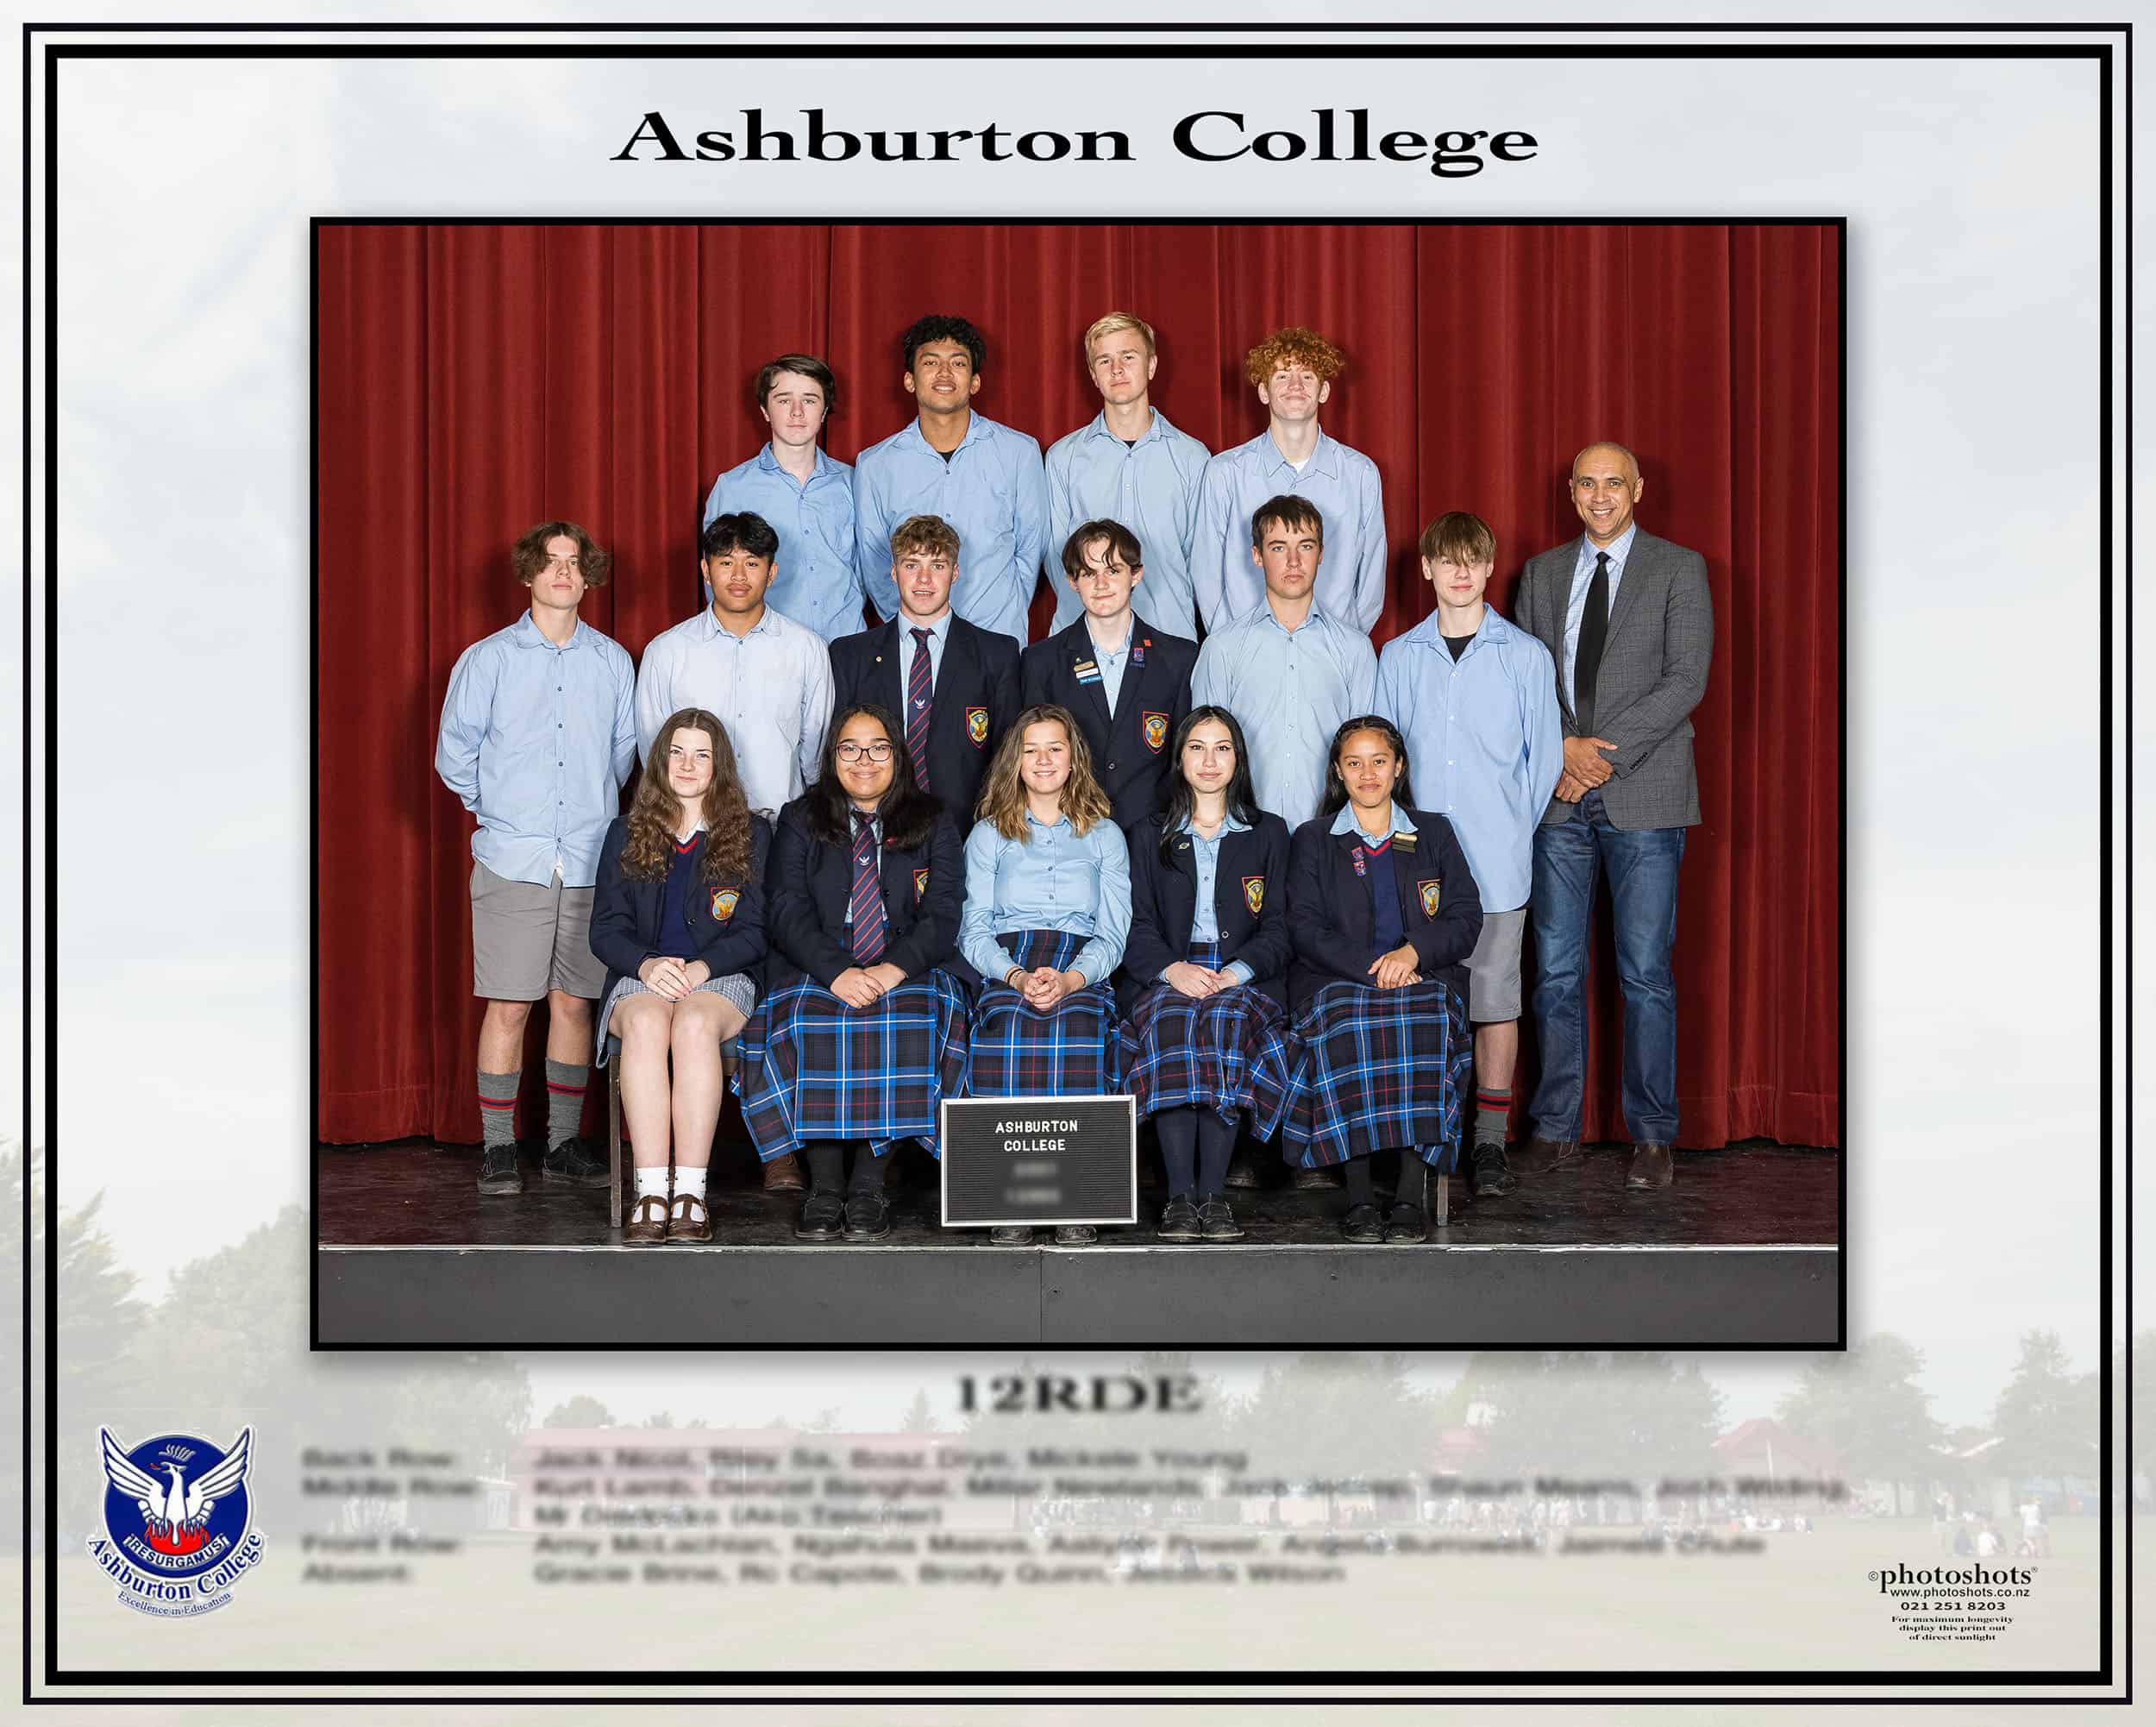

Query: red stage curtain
left=316, top=223, right=1839, bottom=1151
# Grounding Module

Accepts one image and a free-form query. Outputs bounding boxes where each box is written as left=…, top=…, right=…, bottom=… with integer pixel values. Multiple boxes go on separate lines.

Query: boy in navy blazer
left=829, top=513, right=1021, bottom=836
left=1021, top=519, right=1198, bottom=835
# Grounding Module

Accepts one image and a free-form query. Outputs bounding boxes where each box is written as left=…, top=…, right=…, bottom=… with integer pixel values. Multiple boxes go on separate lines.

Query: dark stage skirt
left=1279, top=977, right=1474, bottom=1171
left=732, top=968, right=971, bottom=1161
left=965, top=929, right=1123, bottom=1100
left=1117, top=941, right=1294, bottom=1139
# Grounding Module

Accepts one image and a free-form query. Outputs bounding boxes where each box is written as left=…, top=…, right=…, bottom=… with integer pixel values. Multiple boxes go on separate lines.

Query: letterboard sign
left=939, top=1095, right=1137, bottom=1228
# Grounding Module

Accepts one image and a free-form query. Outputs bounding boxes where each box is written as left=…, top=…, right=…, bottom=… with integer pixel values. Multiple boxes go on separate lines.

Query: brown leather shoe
left=622, top=1193, right=668, bottom=1245
left=1626, top=1143, right=1674, bottom=1189
left=667, top=1191, right=713, bottom=1242
left=1508, top=1135, right=1581, bottom=1177
left=761, top=1152, right=805, bottom=1192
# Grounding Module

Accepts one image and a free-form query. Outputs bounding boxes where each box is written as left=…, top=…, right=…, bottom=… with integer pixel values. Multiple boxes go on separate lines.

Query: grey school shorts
left=1463, top=905, right=1526, bottom=1023
left=470, top=860, right=608, bottom=1002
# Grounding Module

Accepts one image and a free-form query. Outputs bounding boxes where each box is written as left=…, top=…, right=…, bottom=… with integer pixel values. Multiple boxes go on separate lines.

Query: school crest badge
left=711, top=886, right=741, bottom=921
left=1418, top=879, right=1443, bottom=918
left=1242, top=875, right=1265, bottom=916
left=966, top=707, right=989, bottom=747
left=913, top=868, right=930, bottom=901
left=1142, top=712, right=1169, bottom=753
left=90, top=1426, right=262, bottom=1617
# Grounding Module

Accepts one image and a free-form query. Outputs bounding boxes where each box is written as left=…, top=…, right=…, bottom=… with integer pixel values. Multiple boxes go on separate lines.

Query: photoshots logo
left=86, top=1426, right=265, bottom=1617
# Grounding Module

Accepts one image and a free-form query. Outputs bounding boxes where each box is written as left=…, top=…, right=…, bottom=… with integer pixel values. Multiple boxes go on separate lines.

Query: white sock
left=633, top=1166, right=670, bottom=1201
left=674, top=1166, right=709, bottom=1201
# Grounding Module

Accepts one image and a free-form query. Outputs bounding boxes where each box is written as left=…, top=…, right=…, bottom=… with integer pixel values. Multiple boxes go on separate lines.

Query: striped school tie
left=906, top=627, right=934, bottom=792
left=848, top=813, right=887, bottom=964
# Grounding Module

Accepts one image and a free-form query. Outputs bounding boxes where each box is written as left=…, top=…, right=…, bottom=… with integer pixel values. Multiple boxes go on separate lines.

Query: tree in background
left=898, top=1390, right=940, bottom=1434
left=1776, top=1332, right=1946, bottom=1514
left=1990, top=1329, right=2098, bottom=1497
left=542, top=1395, right=616, bottom=1429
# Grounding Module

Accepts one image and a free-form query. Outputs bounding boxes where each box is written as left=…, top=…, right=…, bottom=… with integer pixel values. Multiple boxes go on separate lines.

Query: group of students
left=432, top=312, right=1714, bottom=1250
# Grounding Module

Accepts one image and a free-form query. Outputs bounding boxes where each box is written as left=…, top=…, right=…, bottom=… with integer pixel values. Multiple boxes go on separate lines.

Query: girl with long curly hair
left=957, top=704, right=1131, bottom=1247
left=588, top=707, right=771, bottom=1245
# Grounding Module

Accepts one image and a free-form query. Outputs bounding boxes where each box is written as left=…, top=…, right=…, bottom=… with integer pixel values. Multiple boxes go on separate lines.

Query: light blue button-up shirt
left=1044, top=407, right=1209, bottom=640
left=1175, top=810, right=1255, bottom=984
left=434, top=613, right=637, bottom=889
left=701, top=443, right=863, bottom=642
left=1193, top=430, right=1388, bottom=633
left=960, top=810, right=1132, bottom=987
left=1086, top=619, right=1134, bottom=715
left=1189, top=603, right=1378, bottom=828
left=1374, top=606, right=1562, bottom=913
left=1329, top=800, right=1418, bottom=842
left=896, top=608, right=954, bottom=704
left=853, top=411, right=1050, bottom=648
left=1562, top=523, right=1637, bottom=706
left=632, top=605, right=834, bottom=819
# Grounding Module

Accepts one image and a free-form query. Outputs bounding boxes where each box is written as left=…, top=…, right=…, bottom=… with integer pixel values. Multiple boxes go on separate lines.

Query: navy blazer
left=764, top=796, right=965, bottom=990
left=829, top=615, right=1021, bottom=837
left=1021, top=614, right=1198, bottom=833
left=589, top=813, right=773, bottom=1001
left=1119, top=811, right=1293, bottom=1016
left=1284, top=807, right=1482, bottom=1013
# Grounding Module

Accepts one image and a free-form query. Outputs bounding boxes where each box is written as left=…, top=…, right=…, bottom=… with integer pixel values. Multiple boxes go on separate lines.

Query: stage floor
left=317, top=1140, right=1840, bottom=1349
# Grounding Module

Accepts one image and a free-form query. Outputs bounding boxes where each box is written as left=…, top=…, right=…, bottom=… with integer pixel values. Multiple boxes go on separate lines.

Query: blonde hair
left=1081, top=311, right=1156, bottom=364
left=974, top=705, right=1113, bottom=841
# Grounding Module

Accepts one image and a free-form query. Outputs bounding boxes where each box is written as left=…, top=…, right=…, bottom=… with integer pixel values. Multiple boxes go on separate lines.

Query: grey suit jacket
left=1514, top=527, right=1713, bottom=831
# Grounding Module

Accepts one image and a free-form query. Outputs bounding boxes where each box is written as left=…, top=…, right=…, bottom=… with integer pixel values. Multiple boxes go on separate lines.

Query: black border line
left=304, top=210, right=1848, bottom=1364
left=28, top=18, right=2127, bottom=1707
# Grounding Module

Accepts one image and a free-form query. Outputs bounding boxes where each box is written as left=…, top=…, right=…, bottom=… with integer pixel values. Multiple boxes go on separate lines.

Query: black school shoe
left=989, top=1226, right=1035, bottom=1246
left=843, top=1190, right=893, bottom=1240
left=1197, top=1194, right=1244, bottom=1242
left=1341, top=1203, right=1385, bottom=1244
left=794, top=1191, right=845, bottom=1241
left=542, top=1137, right=611, bottom=1188
left=1224, top=1152, right=1263, bottom=1190
left=1053, top=1224, right=1099, bottom=1245
left=1157, top=1196, right=1202, bottom=1242
left=1470, top=1140, right=1517, bottom=1198
left=1384, top=1202, right=1429, bottom=1244
left=476, top=1144, right=523, bottom=1194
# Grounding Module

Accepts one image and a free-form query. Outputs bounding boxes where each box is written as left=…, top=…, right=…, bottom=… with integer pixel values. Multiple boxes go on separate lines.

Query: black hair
left=1316, top=714, right=1416, bottom=819
left=1156, top=706, right=1263, bottom=864
left=699, top=511, right=780, bottom=562
left=805, top=702, right=940, bottom=855
left=899, top=314, right=987, bottom=374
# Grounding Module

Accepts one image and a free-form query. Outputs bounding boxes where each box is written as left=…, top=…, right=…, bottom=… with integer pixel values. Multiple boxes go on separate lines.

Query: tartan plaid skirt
left=966, top=929, right=1123, bottom=1099
left=1117, top=943, right=1294, bottom=1139
left=1279, top=977, right=1475, bottom=1171
left=731, top=968, right=972, bottom=1162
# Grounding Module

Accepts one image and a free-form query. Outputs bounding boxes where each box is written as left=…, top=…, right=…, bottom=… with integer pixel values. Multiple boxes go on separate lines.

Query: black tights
left=1344, top=1154, right=1426, bottom=1209
left=1155, top=1108, right=1238, bottom=1198
left=805, top=1140, right=883, bottom=1195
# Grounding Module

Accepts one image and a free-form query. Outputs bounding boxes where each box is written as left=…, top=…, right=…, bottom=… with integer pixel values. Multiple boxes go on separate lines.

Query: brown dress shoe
left=622, top=1193, right=668, bottom=1245
left=762, top=1152, right=805, bottom=1192
left=1626, top=1143, right=1674, bottom=1189
left=1508, top=1135, right=1581, bottom=1177
left=667, top=1191, right=714, bottom=1242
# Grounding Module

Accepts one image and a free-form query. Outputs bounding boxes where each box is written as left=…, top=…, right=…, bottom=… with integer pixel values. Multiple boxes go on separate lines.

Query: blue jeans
left=1527, top=789, right=1686, bottom=1143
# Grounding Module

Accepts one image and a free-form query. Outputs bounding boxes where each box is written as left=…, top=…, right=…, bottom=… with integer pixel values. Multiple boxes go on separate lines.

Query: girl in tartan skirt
left=589, top=708, right=770, bottom=1246
left=736, top=703, right=970, bottom=1244
left=959, top=704, right=1132, bottom=1247
left=1119, top=706, right=1296, bottom=1244
left=1283, top=716, right=1484, bottom=1244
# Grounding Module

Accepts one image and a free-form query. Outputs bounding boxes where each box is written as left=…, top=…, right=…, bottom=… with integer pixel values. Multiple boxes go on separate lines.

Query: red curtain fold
left=316, top=222, right=1840, bottom=1150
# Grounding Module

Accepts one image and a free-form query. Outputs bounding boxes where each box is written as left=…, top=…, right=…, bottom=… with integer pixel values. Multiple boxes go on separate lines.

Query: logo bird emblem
left=100, top=1427, right=252, bottom=1556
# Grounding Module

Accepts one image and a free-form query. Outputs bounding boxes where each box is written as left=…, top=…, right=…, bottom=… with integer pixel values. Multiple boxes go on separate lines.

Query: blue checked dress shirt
left=1562, top=522, right=1637, bottom=708
left=1193, top=429, right=1388, bottom=633
left=1043, top=407, right=1210, bottom=640
left=1190, top=603, right=1377, bottom=828
left=701, top=443, right=863, bottom=642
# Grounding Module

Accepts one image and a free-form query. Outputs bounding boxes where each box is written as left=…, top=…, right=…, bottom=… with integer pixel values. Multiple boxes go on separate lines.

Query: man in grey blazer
left=1507, top=443, right=1713, bottom=1190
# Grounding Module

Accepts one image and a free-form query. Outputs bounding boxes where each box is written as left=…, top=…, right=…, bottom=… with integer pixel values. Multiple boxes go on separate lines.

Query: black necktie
left=1575, top=551, right=1610, bottom=736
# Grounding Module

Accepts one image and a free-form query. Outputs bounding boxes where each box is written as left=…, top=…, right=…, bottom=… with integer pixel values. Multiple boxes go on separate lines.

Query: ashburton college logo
left=89, top=1426, right=263, bottom=1617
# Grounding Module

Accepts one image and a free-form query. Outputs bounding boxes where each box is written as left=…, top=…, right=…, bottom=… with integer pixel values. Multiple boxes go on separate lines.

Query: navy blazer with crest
left=1020, top=613, right=1199, bottom=833
left=1119, top=809, right=1293, bottom=1016
left=763, top=795, right=967, bottom=991
left=1284, top=806, right=1483, bottom=1013
left=828, top=614, right=1021, bottom=837
left=588, top=813, right=773, bottom=1003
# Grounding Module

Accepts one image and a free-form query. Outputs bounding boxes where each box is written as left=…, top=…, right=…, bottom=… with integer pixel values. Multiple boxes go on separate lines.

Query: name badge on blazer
left=1242, top=875, right=1265, bottom=915
left=966, top=707, right=989, bottom=747
left=1393, top=832, right=1417, bottom=852
left=1141, top=712, right=1169, bottom=753
left=1073, top=658, right=1101, bottom=685
left=1417, top=879, right=1442, bottom=918
left=913, top=867, right=930, bottom=902
left=1132, top=637, right=1149, bottom=667
left=711, top=886, right=741, bottom=921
